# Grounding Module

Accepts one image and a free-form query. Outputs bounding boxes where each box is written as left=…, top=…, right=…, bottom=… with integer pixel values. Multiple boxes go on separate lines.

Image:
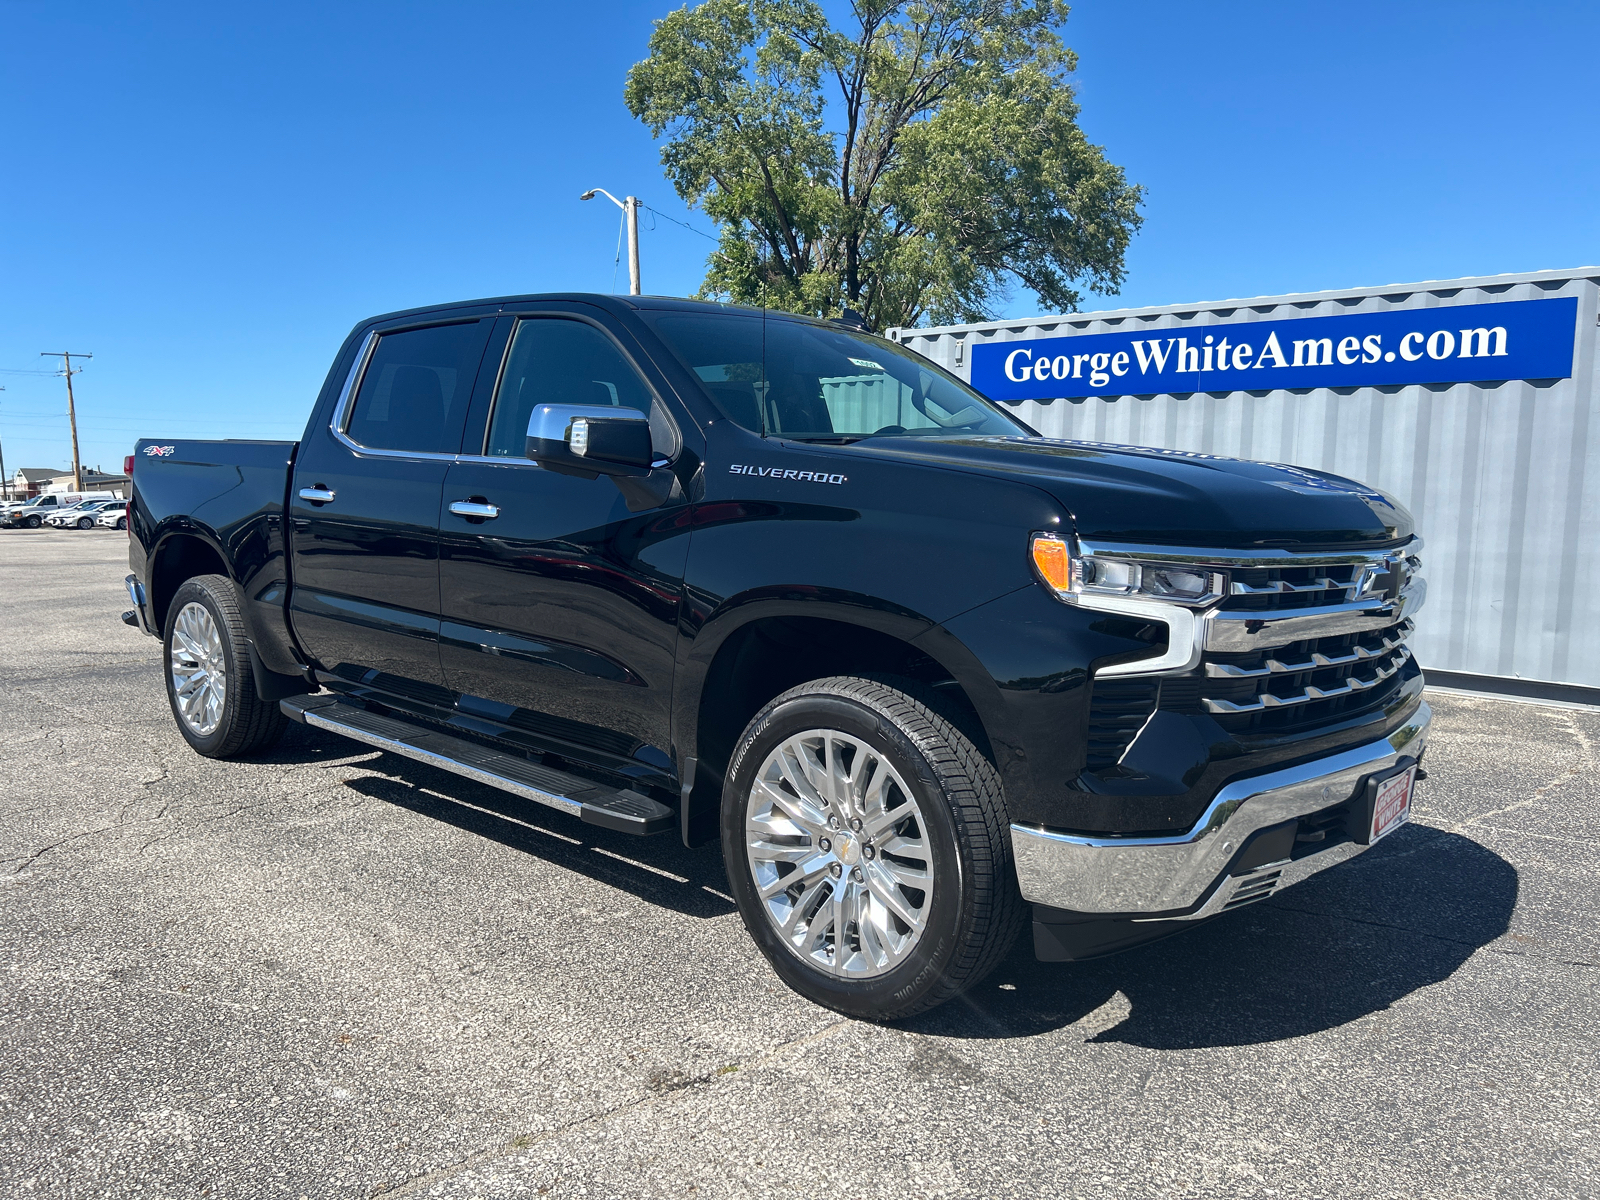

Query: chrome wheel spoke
left=168, top=602, right=226, bottom=737
left=746, top=725, right=935, bottom=981
left=753, top=777, right=827, bottom=833
left=757, top=854, right=829, bottom=899
left=864, top=861, right=925, bottom=931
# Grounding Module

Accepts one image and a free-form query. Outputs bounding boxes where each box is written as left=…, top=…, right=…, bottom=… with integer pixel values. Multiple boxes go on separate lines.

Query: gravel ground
left=1, top=528, right=1595, bottom=1199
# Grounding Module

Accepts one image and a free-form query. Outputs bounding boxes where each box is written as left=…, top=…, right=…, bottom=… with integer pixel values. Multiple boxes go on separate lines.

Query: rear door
left=436, top=310, right=692, bottom=776
left=288, top=316, right=494, bottom=698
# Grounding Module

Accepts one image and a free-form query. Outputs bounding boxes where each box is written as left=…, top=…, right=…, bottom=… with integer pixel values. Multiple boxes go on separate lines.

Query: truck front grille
left=1199, top=622, right=1414, bottom=714
left=1224, top=546, right=1419, bottom=613
left=1082, top=538, right=1424, bottom=758
left=1160, top=619, right=1417, bottom=734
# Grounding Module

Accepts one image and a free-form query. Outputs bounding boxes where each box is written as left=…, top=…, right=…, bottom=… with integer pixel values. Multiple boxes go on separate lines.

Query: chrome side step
left=280, top=694, right=675, bottom=835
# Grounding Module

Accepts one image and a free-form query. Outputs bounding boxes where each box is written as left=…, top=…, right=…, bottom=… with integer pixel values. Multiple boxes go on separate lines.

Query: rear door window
left=344, top=321, right=488, bottom=453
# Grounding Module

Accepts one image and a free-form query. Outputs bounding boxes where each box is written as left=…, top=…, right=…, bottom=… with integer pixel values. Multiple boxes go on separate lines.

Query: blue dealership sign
left=970, top=296, right=1578, bottom=400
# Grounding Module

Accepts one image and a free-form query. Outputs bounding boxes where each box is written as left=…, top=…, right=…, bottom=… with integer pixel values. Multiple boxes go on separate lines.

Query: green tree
left=625, top=0, right=1143, bottom=329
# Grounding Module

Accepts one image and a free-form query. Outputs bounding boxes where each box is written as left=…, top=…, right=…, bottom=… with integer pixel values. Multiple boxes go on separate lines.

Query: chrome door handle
left=298, top=486, right=336, bottom=503
left=449, top=500, right=500, bottom=520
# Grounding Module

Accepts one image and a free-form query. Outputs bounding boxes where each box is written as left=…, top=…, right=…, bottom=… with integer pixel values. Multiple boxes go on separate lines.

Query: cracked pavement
left=1, top=529, right=1596, bottom=1198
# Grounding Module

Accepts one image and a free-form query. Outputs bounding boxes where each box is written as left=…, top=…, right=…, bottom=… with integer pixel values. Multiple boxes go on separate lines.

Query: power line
left=643, top=204, right=720, bottom=241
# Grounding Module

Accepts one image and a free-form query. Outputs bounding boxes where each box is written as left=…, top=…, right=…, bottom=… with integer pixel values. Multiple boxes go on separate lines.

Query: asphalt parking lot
left=2, top=528, right=1596, bottom=1199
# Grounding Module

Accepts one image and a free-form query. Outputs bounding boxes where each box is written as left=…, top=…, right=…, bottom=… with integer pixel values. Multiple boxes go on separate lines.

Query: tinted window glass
left=485, top=319, right=665, bottom=458
left=345, top=321, right=485, bottom=453
left=643, top=311, right=1027, bottom=440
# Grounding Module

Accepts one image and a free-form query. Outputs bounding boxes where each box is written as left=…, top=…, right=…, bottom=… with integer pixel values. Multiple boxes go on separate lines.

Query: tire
left=722, top=676, right=1025, bottom=1020
left=116, top=516, right=128, bottom=530
left=162, top=573, right=287, bottom=758
left=78, top=517, right=93, bottom=529
left=25, top=515, right=40, bottom=528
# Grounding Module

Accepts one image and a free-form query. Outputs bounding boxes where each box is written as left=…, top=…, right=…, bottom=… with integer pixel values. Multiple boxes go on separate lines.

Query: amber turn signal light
left=1030, top=534, right=1070, bottom=592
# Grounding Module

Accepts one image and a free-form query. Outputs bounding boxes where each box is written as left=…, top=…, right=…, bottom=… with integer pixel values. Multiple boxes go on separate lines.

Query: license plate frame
left=1354, top=759, right=1417, bottom=845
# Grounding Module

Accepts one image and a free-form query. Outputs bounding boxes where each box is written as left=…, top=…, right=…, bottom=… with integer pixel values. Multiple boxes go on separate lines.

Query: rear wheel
left=722, top=676, right=1024, bottom=1020
left=163, top=574, right=287, bottom=758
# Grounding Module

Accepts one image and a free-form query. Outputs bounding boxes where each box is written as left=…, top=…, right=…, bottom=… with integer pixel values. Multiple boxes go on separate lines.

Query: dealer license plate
left=1370, top=765, right=1415, bottom=842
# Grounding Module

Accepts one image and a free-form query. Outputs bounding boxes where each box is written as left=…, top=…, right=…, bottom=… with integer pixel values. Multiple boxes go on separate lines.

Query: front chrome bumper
left=1011, top=700, right=1432, bottom=921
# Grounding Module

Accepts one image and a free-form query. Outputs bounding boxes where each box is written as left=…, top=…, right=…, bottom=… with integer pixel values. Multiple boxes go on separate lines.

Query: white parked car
left=45, top=500, right=117, bottom=529
left=95, top=500, right=131, bottom=530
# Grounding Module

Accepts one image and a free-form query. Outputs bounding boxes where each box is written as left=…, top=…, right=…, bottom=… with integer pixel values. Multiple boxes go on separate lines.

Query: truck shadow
left=263, top=723, right=736, bottom=920
left=259, top=724, right=1516, bottom=1047
left=907, top=823, right=1518, bottom=1048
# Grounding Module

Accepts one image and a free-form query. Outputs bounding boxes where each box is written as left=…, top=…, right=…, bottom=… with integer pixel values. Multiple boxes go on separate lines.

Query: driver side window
left=485, top=318, right=673, bottom=458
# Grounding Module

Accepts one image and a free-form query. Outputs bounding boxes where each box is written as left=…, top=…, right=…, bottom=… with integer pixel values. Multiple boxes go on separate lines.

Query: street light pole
left=580, top=188, right=641, bottom=296
left=625, top=196, right=641, bottom=296
left=41, top=351, right=92, bottom=492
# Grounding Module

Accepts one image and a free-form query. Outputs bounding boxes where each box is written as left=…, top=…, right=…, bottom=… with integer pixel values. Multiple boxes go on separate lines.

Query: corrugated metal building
left=888, top=268, right=1600, bottom=697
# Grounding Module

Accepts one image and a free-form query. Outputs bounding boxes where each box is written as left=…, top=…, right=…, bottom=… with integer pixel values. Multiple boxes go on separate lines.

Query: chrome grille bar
left=1205, top=622, right=1413, bottom=679
left=1229, top=576, right=1353, bottom=597
left=1201, top=646, right=1412, bottom=714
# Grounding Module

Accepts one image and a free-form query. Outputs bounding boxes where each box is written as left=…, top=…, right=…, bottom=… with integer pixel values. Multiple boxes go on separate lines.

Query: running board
left=280, top=694, right=675, bottom=835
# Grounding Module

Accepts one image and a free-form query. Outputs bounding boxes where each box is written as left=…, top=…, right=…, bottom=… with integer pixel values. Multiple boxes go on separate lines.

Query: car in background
left=95, top=500, right=131, bottom=530
left=2, top=491, right=120, bottom=528
left=45, top=500, right=117, bottom=529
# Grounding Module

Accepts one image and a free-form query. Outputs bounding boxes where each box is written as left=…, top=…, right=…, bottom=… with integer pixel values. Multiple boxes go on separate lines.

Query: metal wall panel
left=889, top=269, right=1600, bottom=689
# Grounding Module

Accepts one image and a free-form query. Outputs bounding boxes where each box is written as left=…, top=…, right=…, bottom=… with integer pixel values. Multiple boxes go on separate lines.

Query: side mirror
left=526, top=403, right=655, bottom=477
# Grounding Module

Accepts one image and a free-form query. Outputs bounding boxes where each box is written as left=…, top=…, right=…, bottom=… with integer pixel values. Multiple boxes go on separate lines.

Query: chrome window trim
left=329, top=328, right=466, bottom=463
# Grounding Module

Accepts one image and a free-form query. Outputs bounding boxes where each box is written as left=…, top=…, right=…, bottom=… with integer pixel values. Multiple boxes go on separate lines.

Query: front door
left=437, top=313, right=691, bottom=778
left=288, top=317, right=493, bottom=698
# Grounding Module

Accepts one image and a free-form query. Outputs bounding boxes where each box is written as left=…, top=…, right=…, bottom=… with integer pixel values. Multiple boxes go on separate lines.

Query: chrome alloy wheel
left=745, top=729, right=935, bottom=978
left=169, top=601, right=227, bottom=737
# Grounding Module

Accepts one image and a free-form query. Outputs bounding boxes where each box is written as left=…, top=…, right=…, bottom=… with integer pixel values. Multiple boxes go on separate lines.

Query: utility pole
left=625, top=196, right=641, bottom=296
left=579, top=188, right=642, bottom=295
left=41, top=351, right=92, bottom=493
left=0, top=386, right=8, bottom=501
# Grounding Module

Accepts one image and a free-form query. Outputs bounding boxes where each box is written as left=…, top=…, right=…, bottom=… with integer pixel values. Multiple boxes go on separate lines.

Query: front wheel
left=77, top=516, right=93, bottom=529
left=25, top=514, right=41, bottom=528
left=115, top=516, right=128, bottom=530
left=162, top=574, right=287, bottom=758
left=722, top=677, right=1024, bottom=1020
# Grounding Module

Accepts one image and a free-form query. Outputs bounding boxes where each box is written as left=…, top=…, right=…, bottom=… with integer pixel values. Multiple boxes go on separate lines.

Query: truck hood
left=839, top=435, right=1412, bottom=548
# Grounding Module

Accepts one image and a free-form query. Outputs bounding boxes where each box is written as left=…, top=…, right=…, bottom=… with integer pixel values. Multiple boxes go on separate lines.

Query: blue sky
left=2, top=1, right=1596, bottom=473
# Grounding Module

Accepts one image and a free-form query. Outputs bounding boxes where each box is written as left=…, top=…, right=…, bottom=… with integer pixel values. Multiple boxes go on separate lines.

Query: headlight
left=1030, top=533, right=1225, bottom=608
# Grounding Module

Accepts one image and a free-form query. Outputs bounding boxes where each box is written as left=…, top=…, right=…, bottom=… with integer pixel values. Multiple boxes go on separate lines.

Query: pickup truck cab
left=124, top=293, right=1430, bottom=1018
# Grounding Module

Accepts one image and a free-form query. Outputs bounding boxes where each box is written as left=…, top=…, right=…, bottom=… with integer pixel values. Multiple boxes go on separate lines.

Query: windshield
left=643, top=310, right=1027, bottom=441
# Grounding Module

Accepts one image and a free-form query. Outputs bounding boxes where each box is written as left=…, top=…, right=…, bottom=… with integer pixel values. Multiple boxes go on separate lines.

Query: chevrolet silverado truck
left=122, top=293, right=1430, bottom=1019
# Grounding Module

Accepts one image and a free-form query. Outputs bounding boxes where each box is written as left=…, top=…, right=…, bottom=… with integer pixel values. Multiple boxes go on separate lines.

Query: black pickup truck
left=124, top=293, right=1430, bottom=1018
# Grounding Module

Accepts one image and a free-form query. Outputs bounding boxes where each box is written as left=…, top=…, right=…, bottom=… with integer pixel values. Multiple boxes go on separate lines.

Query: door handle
left=449, top=500, right=500, bottom=520
left=298, top=486, right=336, bottom=503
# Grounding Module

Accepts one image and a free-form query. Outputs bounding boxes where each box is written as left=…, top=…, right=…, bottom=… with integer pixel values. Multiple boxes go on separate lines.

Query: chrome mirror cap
left=525, top=403, right=646, bottom=443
